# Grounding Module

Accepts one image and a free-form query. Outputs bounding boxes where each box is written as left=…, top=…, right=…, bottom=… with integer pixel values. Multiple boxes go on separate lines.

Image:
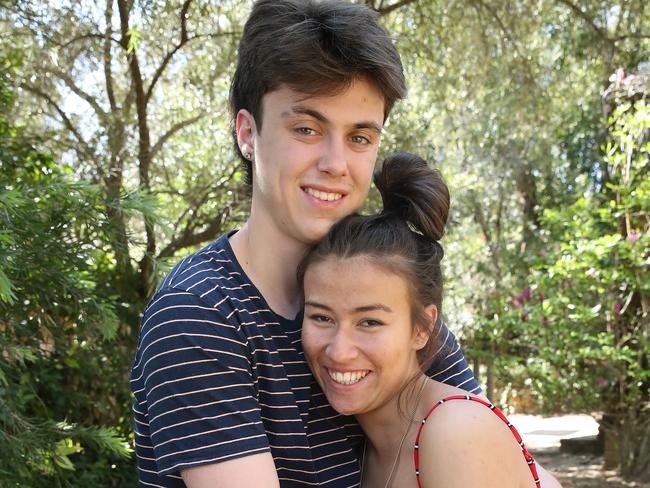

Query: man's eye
left=296, top=127, right=317, bottom=135
left=351, top=134, right=371, bottom=145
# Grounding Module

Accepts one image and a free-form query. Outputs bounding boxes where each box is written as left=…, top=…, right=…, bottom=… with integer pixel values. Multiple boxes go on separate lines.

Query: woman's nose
left=325, top=328, right=358, bottom=363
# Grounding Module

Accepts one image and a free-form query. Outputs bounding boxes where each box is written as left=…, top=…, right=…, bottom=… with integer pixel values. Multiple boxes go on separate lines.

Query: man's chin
left=300, top=224, right=337, bottom=246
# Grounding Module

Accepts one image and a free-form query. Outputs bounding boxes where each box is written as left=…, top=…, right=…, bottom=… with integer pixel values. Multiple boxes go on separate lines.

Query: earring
left=244, top=151, right=253, bottom=161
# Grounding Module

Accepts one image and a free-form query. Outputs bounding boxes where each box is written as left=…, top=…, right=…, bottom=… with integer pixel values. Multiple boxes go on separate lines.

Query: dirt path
left=510, top=413, right=648, bottom=488
left=533, top=448, right=648, bottom=488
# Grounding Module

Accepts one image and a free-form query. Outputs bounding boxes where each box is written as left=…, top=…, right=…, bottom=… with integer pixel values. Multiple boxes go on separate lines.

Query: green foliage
left=1, top=0, right=649, bottom=481
left=0, top=57, right=136, bottom=485
left=471, top=80, right=649, bottom=477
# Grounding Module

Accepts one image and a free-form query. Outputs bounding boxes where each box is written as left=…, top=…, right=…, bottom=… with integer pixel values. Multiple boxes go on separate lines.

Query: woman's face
left=302, top=255, right=429, bottom=417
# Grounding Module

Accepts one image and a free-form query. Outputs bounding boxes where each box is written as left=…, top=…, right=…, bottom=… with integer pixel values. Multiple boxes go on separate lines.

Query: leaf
left=0, top=267, right=16, bottom=303
left=126, top=28, right=142, bottom=54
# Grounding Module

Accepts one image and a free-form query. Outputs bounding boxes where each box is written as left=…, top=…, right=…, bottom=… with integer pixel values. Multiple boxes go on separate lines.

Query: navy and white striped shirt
left=130, top=232, right=479, bottom=487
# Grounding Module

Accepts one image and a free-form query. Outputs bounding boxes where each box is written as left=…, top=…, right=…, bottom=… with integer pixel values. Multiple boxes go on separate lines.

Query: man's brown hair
left=229, top=0, right=407, bottom=184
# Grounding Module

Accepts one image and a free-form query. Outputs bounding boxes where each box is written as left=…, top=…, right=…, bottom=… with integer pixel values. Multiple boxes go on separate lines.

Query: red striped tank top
left=413, top=395, right=541, bottom=487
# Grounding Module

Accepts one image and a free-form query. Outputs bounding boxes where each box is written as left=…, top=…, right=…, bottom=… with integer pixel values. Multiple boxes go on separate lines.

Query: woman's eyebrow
left=354, top=304, right=392, bottom=313
left=304, top=300, right=333, bottom=311
left=304, top=301, right=392, bottom=314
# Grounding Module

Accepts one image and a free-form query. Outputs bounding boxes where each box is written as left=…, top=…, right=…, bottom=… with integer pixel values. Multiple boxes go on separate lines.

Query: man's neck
left=229, top=218, right=310, bottom=320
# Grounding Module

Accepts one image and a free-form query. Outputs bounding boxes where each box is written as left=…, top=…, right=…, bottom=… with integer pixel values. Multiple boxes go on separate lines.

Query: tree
left=4, top=0, right=249, bottom=298
left=0, top=52, right=133, bottom=486
left=3, top=0, right=650, bottom=481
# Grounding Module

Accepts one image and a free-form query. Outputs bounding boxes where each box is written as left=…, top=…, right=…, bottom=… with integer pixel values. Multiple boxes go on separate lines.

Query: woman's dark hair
left=298, top=151, right=450, bottom=374
left=230, top=0, right=407, bottom=185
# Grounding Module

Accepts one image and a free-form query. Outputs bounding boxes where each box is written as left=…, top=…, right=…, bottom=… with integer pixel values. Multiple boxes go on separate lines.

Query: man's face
left=239, top=78, right=385, bottom=246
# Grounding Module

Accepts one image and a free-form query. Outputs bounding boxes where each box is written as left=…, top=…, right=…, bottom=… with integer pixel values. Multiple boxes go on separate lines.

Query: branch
left=144, top=0, right=192, bottom=106
left=170, top=187, right=213, bottom=235
left=118, top=0, right=155, bottom=289
left=375, top=0, right=418, bottom=15
left=469, top=190, right=502, bottom=280
left=45, top=67, right=107, bottom=120
left=470, top=0, right=538, bottom=87
left=160, top=164, right=239, bottom=258
left=143, top=28, right=239, bottom=106
left=21, top=84, right=95, bottom=158
left=56, top=32, right=121, bottom=50
left=150, top=113, right=205, bottom=161
left=117, top=0, right=151, bottom=188
left=104, top=0, right=117, bottom=111
left=612, top=33, right=650, bottom=41
left=471, top=0, right=510, bottom=39
left=158, top=211, right=228, bottom=259
left=555, top=0, right=613, bottom=44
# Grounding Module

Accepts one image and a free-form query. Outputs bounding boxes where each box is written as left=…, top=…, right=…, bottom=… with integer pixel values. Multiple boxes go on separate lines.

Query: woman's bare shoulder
left=416, top=398, right=538, bottom=488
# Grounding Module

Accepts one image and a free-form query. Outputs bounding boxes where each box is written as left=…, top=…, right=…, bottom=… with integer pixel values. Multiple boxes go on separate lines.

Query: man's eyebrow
left=352, top=121, right=382, bottom=134
left=283, top=106, right=383, bottom=134
left=285, top=106, right=328, bottom=123
left=304, top=301, right=392, bottom=313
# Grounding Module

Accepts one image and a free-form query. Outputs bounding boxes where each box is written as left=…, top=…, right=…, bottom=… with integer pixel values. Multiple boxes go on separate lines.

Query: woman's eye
left=310, top=314, right=331, bottom=323
left=360, top=319, right=383, bottom=328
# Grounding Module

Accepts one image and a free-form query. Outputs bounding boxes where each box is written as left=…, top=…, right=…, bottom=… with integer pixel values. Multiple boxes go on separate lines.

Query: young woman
left=299, top=153, right=561, bottom=487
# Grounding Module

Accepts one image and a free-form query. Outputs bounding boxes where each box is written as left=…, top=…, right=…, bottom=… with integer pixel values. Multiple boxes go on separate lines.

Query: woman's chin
left=326, top=398, right=364, bottom=417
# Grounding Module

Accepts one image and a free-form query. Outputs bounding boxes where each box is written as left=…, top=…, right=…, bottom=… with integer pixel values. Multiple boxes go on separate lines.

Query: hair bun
left=374, top=152, right=450, bottom=241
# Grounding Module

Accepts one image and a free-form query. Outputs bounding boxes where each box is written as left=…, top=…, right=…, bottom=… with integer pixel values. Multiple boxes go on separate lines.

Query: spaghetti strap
left=413, top=395, right=541, bottom=487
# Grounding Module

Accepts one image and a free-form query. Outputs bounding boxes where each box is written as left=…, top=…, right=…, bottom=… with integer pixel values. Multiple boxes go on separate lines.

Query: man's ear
left=413, top=304, right=438, bottom=350
left=236, top=109, right=257, bottom=158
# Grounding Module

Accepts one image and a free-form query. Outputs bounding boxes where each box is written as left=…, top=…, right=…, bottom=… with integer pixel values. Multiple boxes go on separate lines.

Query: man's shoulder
left=151, top=232, right=261, bottom=306
left=138, top=232, right=273, bottom=343
left=427, top=321, right=481, bottom=394
left=159, top=233, right=240, bottom=292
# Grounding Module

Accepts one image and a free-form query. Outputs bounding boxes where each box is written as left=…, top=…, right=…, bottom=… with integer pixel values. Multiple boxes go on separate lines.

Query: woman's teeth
left=329, top=370, right=369, bottom=385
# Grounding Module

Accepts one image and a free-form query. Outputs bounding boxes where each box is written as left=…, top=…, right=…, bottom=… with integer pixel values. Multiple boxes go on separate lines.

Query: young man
left=131, top=1, right=482, bottom=486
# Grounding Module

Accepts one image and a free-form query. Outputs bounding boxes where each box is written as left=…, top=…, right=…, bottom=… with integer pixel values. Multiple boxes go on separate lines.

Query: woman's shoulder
left=417, top=393, right=510, bottom=445
left=415, top=394, right=538, bottom=488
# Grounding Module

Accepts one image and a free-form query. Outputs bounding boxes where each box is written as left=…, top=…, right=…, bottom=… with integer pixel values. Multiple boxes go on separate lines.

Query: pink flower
left=609, top=67, right=625, bottom=83
left=627, top=232, right=640, bottom=242
left=596, top=377, right=609, bottom=388
left=613, top=303, right=622, bottom=314
left=522, top=287, right=532, bottom=301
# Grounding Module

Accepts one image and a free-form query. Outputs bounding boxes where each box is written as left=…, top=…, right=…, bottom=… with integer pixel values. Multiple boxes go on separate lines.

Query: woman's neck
left=357, top=375, right=429, bottom=463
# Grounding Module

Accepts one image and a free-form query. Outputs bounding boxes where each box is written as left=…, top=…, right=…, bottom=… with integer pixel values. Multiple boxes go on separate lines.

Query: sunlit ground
left=510, top=414, right=648, bottom=488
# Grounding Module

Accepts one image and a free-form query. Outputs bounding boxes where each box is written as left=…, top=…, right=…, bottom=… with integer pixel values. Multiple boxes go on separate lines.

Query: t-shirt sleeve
left=426, top=321, right=481, bottom=394
left=132, top=288, right=270, bottom=475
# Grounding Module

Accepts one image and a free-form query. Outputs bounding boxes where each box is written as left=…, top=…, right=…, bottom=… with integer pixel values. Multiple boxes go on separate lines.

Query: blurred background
left=0, top=0, right=647, bottom=486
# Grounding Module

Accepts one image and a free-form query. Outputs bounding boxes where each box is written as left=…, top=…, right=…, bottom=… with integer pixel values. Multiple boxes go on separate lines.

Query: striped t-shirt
left=130, top=231, right=480, bottom=487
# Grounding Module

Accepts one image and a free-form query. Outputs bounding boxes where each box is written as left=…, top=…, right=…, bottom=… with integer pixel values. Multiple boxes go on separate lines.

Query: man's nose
left=317, top=137, right=348, bottom=177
